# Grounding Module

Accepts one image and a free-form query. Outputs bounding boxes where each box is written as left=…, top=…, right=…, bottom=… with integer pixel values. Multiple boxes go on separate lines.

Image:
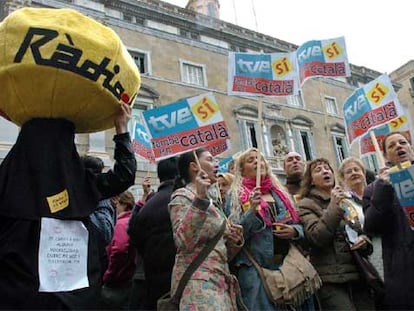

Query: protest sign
left=132, top=122, right=156, bottom=163
left=389, top=164, right=414, bottom=230
left=297, top=36, right=350, bottom=85
left=143, top=93, right=230, bottom=161
left=217, top=156, right=234, bottom=173
left=228, top=52, right=299, bottom=96
left=359, top=115, right=411, bottom=155
left=343, top=74, right=404, bottom=146
left=38, top=218, right=89, bottom=292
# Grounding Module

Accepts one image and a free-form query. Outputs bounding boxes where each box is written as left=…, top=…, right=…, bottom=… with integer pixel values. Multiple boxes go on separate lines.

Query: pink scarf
left=241, top=176, right=300, bottom=226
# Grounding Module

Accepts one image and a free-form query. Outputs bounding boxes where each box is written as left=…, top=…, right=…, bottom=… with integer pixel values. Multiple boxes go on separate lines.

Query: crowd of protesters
left=1, top=117, right=413, bottom=310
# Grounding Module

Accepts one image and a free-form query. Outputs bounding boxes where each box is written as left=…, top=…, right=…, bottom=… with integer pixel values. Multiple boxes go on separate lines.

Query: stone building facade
left=390, top=60, right=414, bottom=138
left=0, top=0, right=411, bottom=197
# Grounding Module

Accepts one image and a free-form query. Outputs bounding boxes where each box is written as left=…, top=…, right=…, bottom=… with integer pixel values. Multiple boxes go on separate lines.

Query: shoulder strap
left=242, top=246, right=276, bottom=304
left=171, top=220, right=226, bottom=303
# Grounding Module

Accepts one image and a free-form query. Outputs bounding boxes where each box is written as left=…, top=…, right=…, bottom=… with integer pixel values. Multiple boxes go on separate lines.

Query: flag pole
left=256, top=96, right=263, bottom=187
left=369, top=130, right=386, bottom=168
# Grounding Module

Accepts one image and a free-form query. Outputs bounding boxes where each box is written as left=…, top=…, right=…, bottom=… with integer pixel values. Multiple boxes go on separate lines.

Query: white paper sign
left=38, top=218, right=89, bottom=292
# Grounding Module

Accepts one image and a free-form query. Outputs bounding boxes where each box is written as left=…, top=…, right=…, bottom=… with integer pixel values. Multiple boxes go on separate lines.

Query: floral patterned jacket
left=168, top=185, right=238, bottom=310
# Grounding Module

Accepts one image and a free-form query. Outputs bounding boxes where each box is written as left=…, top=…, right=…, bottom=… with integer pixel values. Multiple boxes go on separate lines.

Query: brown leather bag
left=244, top=244, right=322, bottom=307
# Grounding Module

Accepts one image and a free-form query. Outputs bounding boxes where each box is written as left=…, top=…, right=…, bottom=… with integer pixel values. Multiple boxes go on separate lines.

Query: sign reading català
left=296, top=36, right=350, bottom=84
left=343, top=74, right=404, bottom=146
left=227, top=52, right=299, bottom=96
left=143, top=93, right=230, bottom=161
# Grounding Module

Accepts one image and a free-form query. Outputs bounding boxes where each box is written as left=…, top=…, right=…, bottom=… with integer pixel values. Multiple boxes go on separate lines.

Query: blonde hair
left=217, top=172, right=234, bottom=185
left=228, top=148, right=292, bottom=223
left=338, top=156, right=366, bottom=188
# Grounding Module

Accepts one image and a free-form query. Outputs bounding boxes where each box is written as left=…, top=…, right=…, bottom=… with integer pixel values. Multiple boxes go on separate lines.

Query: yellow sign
left=272, top=57, right=293, bottom=77
left=192, top=97, right=219, bottom=122
left=47, top=189, right=69, bottom=213
left=367, top=82, right=389, bottom=105
left=0, top=8, right=141, bottom=133
left=388, top=161, right=412, bottom=173
left=323, top=41, right=343, bottom=60
left=390, top=116, right=407, bottom=130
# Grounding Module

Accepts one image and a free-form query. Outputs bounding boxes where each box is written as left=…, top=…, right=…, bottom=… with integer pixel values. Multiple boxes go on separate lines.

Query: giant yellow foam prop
left=0, top=7, right=141, bottom=133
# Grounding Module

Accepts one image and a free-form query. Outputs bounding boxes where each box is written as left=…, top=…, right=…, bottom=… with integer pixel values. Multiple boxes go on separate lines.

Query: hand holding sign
left=389, top=164, right=414, bottom=230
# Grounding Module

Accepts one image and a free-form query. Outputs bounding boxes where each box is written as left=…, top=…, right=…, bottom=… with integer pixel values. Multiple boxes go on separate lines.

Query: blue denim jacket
left=226, top=190, right=304, bottom=268
left=225, top=190, right=307, bottom=310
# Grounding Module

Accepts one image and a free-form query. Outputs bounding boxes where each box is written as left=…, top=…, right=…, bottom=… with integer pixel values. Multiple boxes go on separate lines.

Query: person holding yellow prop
left=0, top=7, right=140, bottom=132
left=363, top=131, right=414, bottom=310
left=0, top=7, right=140, bottom=309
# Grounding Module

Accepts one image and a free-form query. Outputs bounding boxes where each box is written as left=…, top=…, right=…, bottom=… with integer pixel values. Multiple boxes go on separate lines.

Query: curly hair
left=297, top=158, right=335, bottom=200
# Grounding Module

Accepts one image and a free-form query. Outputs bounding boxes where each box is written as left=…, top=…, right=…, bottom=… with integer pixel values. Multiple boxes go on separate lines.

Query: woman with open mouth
left=167, top=148, right=245, bottom=310
left=297, top=158, right=374, bottom=310
left=363, top=131, right=414, bottom=310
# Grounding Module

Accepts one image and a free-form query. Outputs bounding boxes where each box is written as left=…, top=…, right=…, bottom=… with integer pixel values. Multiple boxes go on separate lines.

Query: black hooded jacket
left=0, top=118, right=136, bottom=309
left=363, top=177, right=414, bottom=310
left=128, top=180, right=176, bottom=308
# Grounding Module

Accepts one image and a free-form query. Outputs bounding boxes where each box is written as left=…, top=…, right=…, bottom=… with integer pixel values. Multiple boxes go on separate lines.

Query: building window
left=292, top=128, right=314, bottom=161
left=410, top=77, right=414, bottom=91
left=145, top=20, right=178, bottom=35
left=235, top=119, right=260, bottom=150
left=362, top=154, right=379, bottom=174
left=128, top=49, right=151, bottom=74
left=180, top=28, right=189, bottom=38
left=332, top=134, right=349, bottom=165
left=248, top=122, right=258, bottom=148
left=230, top=45, right=246, bottom=52
left=0, top=118, right=18, bottom=144
left=287, top=90, right=304, bottom=107
left=180, top=60, right=207, bottom=87
left=207, top=3, right=217, bottom=17
left=300, top=131, right=312, bottom=160
left=325, top=96, right=338, bottom=115
left=89, top=131, right=106, bottom=153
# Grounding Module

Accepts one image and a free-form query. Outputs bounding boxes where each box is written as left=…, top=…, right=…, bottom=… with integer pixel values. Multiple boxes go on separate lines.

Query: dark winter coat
left=298, top=188, right=360, bottom=283
left=128, top=180, right=176, bottom=309
left=0, top=119, right=136, bottom=309
left=363, top=178, right=414, bottom=310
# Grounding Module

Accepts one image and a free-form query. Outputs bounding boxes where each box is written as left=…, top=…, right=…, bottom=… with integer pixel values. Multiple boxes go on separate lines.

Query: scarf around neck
left=240, top=176, right=300, bottom=226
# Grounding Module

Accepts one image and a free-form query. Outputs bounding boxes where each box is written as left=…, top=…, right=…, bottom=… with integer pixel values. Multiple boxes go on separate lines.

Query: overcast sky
left=163, top=0, right=413, bottom=74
